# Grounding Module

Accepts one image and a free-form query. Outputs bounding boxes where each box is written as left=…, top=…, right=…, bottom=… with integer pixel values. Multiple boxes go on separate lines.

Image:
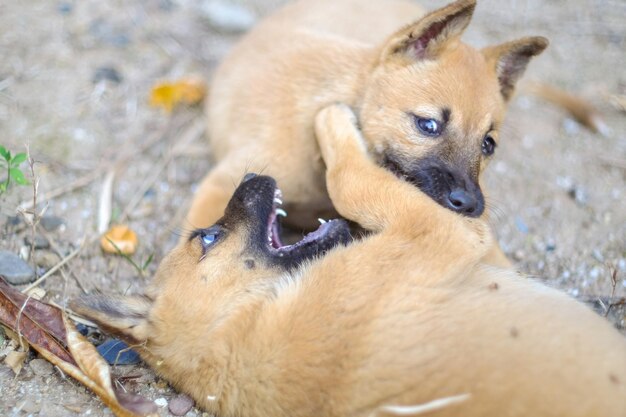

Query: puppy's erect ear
left=379, top=0, right=476, bottom=63
left=482, top=36, right=549, bottom=101
left=70, top=295, right=152, bottom=345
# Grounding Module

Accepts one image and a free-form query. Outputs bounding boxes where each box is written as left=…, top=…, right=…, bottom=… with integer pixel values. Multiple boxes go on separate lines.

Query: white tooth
left=276, top=208, right=287, bottom=217
left=318, top=218, right=326, bottom=224
left=274, top=197, right=283, bottom=205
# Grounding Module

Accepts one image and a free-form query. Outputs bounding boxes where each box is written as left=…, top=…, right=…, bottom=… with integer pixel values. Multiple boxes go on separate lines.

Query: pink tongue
left=271, top=221, right=283, bottom=248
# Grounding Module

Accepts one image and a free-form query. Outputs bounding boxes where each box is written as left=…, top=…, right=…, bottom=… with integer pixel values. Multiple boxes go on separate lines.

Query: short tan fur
left=73, top=105, right=626, bottom=417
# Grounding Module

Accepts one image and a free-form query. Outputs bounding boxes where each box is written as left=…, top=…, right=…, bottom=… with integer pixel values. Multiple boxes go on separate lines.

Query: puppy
left=186, top=0, right=548, bottom=266
left=73, top=105, right=626, bottom=417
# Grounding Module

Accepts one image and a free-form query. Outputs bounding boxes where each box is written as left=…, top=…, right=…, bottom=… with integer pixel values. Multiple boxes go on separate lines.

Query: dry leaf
left=149, top=76, right=206, bottom=112
left=101, top=225, right=138, bottom=255
left=0, top=276, right=157, bottom=417
left=4, top=349, right=28, bottom=375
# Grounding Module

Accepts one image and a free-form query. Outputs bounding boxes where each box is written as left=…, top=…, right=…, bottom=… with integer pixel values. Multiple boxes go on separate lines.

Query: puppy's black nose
left=447, top=188, right=478, bottom=216
left=242, top=173, right=257, bottom=183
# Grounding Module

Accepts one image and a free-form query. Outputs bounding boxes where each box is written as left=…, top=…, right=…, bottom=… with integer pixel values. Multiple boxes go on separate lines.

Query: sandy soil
left=0, top=0, right=624, bottom=416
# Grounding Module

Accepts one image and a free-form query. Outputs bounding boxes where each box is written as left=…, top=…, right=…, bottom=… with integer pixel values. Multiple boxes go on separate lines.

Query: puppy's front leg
left=315, top=104, right=491, bottom=254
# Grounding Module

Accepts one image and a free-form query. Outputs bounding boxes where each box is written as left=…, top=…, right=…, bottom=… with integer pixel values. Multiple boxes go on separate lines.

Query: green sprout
left=0, top=145, right=29, bottom=194
left=105, top=236, right=154, bottom=278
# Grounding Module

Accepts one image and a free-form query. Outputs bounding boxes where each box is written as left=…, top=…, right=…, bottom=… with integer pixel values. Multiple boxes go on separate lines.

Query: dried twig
left=23, top=239, right=86, bottom=293
left=604, top=264, right=619, bottom=318
left=119, top=118, right=205, bottom=222
left=18, top=169, right=102, bottom=211
left=38, top=228, right=89, bottom=294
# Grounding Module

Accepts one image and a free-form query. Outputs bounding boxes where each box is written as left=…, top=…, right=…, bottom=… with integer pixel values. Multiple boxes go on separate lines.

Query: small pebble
left=0, top=251, right=36, bottom=284
left=93, top=66, right=123, bottom=84
left=29, top=358, right=53, bottom=376
left=19, top=246, right=30, bottom=262
left=592, top=249, right=604, bottom=262
left=24, top=235, right=50, bottom=250
left=57, top=2, right=73, bottom=15
left=200, top=0, right=256, bottom=33
left=36, top=251, right=60, bottom=269
left=567, top=187, right=588, bottom=206
left=154, top=398, right=168, bottom=408
left=514, top=217, right=529, bottom=234
left=562, top=118, right=580, bottom=136
left=168, top=394, right=195, bottom=416
left=5, top=216, right=22, bottom=227
left=89, top=19, right=131, bottom=47
left=555, top=176, right=574, bottom=190
left=97, top=339, right=141, bottom=365
left=40, top=216, right=66, bottom=232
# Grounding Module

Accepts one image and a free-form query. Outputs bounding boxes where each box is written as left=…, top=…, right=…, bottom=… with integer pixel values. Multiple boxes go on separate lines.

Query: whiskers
left=484, top=197, right=507, bottom=227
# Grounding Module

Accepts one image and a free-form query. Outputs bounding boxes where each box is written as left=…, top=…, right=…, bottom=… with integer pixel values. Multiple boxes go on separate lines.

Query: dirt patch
left=1, top=0, right=624, bottom=415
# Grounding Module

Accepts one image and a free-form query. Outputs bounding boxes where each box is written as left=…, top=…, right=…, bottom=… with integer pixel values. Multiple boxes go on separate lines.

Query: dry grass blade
left=23, top=238, right=85, bottom=293
left=99, top=169, right=116, bottom=234
left=119, top=118, right=204, bottom=222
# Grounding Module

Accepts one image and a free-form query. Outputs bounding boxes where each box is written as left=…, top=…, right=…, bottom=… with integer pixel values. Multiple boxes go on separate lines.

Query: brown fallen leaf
left=0, top=276, right=157, bottom=417
left=101, top=225, right=138, bottom=255
left=149, top=76, right=207, bottom=112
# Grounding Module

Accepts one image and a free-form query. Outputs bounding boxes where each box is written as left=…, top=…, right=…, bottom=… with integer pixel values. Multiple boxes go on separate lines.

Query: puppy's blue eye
left=414, top=116, right=442, bottom=137
left=201, top=232, right=217, bottom=247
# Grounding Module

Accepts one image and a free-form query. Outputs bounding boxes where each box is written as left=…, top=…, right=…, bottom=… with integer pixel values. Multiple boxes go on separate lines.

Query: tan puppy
left=73, top=105, right=626, bottom=417
left=187, top=0, right=547, bottom=266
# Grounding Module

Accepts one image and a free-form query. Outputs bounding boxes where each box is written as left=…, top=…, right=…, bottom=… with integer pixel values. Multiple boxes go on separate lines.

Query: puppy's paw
left=315, top=104, right=367, bottom=169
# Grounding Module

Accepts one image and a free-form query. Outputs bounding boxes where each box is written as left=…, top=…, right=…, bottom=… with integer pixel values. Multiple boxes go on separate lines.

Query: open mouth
left=264, top=186, right=350, bottom=260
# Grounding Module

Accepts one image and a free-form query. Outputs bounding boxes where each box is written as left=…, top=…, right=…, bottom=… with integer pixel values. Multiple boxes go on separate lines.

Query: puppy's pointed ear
left=379, top=0, right=476, bottom=63
left=482, top=36, right=549, bottom=101
left=70, top=295, right=153, bottom=345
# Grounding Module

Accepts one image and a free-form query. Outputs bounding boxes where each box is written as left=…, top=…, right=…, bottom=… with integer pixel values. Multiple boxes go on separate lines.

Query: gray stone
left=29, top=358, right=53, bottom=376
left=40, top=216, right=66, bottom=232
left=93, top=66, right=123, bottom=84
left=24, top=234, right=50, bottom=250
left=36, top=251, right=60, bottom=269
left=168, top=394, right=195, bottom=416
left=200, top=1, right=256, bottom=33
left=0, top=251, right=35, bottom=284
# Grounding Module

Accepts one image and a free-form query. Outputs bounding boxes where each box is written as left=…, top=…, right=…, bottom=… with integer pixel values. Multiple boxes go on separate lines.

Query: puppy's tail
left=521, top=81, right=609, bottom=136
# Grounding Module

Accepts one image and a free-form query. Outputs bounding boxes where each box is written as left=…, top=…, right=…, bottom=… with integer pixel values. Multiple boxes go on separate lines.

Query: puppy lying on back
left=187, top=0, right=549, bottom=267
left=73, top=105, right=626, bottom=417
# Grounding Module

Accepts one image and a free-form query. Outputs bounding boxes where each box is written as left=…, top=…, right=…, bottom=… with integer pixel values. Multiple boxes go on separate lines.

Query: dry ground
left=0, top=0, right=625, bottom=416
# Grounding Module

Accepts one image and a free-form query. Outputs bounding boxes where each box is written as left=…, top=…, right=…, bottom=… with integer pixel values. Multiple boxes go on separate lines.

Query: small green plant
left=105, top=236, right=155, bottom=278
left=0, top=145, right=29, bottom=194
